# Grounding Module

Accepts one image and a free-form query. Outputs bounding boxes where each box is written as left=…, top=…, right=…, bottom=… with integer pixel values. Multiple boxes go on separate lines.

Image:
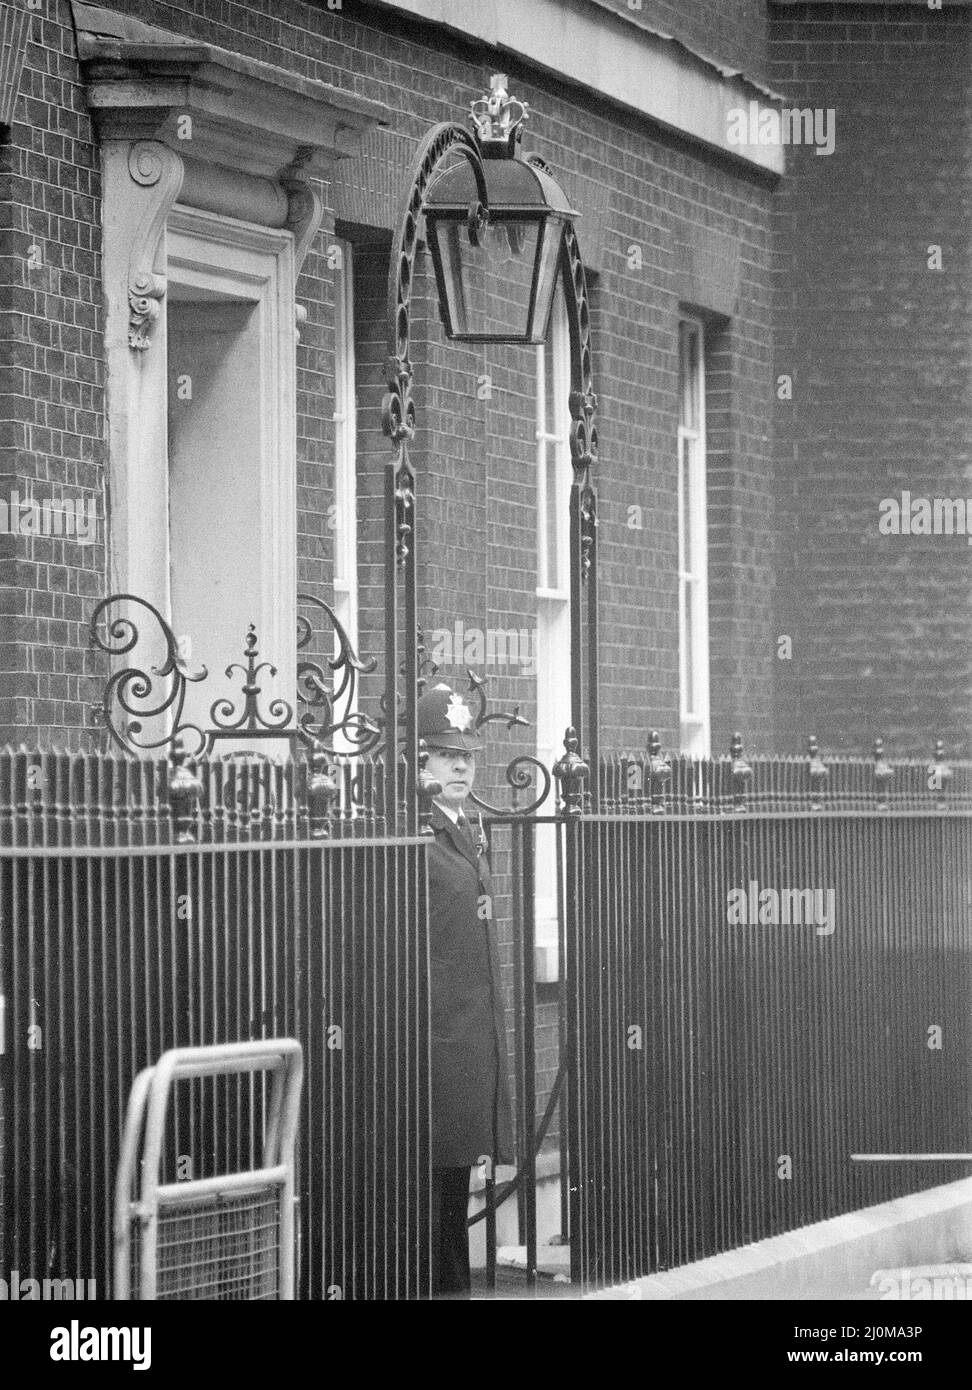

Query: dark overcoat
left=427, top=801, right=514, bottom=1168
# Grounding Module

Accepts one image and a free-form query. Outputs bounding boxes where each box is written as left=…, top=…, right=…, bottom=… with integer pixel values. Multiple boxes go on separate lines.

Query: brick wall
left=0, top=0, right=778, bottom=759
left=770, top=2, right=972, bottom=756
left=0, top=0, right=777, bottom=1153
left=0, top=1, right=106, bottom=744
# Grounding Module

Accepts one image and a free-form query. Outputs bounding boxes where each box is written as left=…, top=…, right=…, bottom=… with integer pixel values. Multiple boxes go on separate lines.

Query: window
left=332, top=238, right=358, bottom=651
left=165, top=208, right=297, bottom=743
left=677, top=316, right=711, bottom=756
left=327, top=236, right=361, bottom=764
left=85, top=31, right=378, bottom=757
left=535, top=288, right=571, bottom=980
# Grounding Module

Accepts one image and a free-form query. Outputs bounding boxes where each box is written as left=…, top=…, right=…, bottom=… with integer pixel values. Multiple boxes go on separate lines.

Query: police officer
left=418, top=682, right=514, bottom=1296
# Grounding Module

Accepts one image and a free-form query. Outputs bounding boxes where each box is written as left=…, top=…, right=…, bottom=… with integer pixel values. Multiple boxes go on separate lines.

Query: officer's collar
left=431, top=798, right=462, bottom=825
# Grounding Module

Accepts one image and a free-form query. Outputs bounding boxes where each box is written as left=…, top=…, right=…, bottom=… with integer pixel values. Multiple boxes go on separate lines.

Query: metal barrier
left=4, top=738, right=972, bottom=1298
left=0, top=748, right=431, bottom=1301
left=561, top=742, right=972, bottom=1291
left=114, top=1040, right=303, bottom=1300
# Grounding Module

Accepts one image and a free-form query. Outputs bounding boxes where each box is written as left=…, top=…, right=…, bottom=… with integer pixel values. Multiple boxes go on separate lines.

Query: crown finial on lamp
left=469, top=73, right=529, bottom=150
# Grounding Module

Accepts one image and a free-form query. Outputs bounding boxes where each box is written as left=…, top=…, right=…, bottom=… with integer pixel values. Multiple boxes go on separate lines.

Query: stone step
left=496, top=1242, right=572, bottom=1280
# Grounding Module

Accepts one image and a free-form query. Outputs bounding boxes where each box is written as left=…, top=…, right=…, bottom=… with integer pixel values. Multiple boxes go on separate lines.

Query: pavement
left=470, top=1252, right=972, bottom=1301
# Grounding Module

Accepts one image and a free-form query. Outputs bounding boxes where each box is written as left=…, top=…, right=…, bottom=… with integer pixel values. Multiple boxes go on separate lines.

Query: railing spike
left=307, top=742, right=338, bottom=839
left=730, top=731, right=752, bottom=811
left=807, top=735, right=828, bottom=810
left=168, top=735, right=202, bottom=844
left=873, top=736, right=893, bottom=809
left=647, top=729, right=671, bottom=815
left=930, top=736, right=952, bottom=809
left=553, top=726, right=589, bottom=817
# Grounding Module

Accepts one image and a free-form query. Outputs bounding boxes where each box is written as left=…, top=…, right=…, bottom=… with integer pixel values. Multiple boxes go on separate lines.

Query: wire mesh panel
left=149, top=1189, right=282, bottom=1301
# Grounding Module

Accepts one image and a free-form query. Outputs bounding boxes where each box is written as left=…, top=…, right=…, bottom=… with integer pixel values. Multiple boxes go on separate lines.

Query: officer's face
left=426, top=747, right=476, bottom=808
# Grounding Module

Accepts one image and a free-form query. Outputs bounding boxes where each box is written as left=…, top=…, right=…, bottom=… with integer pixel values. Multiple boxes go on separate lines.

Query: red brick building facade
left=2, top=0, right=969, bottom=1269
left=771, top=0, right=972, bottom=756
left=0, top=0, right=785, bottom=763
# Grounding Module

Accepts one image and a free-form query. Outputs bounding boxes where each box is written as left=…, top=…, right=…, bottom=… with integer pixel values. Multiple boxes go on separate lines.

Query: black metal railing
left=561, top=737, right=972, bottom=1291
left=0, top=746, right=430, bottom=1300
left=4, top=734, right=971, bottom=1299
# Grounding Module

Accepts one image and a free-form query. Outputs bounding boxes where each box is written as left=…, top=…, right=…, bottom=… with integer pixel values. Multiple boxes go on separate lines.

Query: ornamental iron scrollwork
left=89, top=590, right=550, bottom=816
left=91, top=81, right=598, bottom=826
left=462, top=667, right=552, bottom=817
left=208, top=624, right=295, bottom=749
left=295, top=592, right=381, bottom=756
left=90, top=593, right=209, bottom=757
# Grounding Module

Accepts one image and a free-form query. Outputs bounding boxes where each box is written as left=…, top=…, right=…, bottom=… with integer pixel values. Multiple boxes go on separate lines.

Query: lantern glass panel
left=529, top=217, right=564, bottom=346
left=434, top=215, right=541, bottom=341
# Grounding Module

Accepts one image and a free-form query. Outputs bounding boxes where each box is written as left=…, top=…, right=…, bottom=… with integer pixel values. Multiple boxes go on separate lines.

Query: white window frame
left=535, top=288, right=571, bottom=982
left=331, top=237, right=358, bottom=653
left=537, top=292, right=571, bottom=605
left=165, top=205, right=297, bottom=737
left=677, top=315, right=711, bottom=757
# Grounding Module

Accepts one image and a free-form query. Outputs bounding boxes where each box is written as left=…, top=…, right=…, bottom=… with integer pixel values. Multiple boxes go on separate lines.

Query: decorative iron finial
left=730, top=732, right=752, bottom=811
left=394, top=466, right=414, bottom=566
left=169, top=735, right=202, bottom=844
left=413, top=629, right=441, bottom=697
left=307, top=744, right=339, bottom=839
left=553, top=727, right=589, bottom=817
left=578, top=487, right=598, bottom=583
left=807, top=735, right=828, bottom=810
left=207, top=624, right=294, bottom=748
left=647, top=730, right=671, bottom=815
left=470, top=73, right=529, bottom=152
left=929, top=737, right=952, bottom=809
left=873, top=737, right=893, bottom=809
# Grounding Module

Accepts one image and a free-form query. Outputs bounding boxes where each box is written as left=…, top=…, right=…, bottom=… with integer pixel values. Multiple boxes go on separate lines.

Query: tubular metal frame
left=113, top=1039, right=303, bottom=1300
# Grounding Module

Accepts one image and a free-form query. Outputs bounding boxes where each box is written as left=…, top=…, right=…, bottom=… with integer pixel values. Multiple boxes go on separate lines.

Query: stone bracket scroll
left=282, top=149, right=325, bottom=339
left=125, top=141, right=185, bottom=351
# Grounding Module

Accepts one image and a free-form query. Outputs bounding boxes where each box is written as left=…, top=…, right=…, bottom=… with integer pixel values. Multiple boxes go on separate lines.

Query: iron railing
left=3, top=736, right=971, bottom=1298
left=0, top=747, right=430, bottom=1300
left=562, top=740, right=972, bottom=1290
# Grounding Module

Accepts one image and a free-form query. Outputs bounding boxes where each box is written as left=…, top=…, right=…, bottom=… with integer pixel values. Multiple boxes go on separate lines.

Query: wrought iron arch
left=380, top=103, right=600, bottom=829
left=380, top=122, right=490, bottom=832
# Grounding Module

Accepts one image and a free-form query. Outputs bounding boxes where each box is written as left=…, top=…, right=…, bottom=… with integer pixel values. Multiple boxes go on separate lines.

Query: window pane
left=680, top=437, right=692, bottom=575
left=678, top=316, right=708, bottom=753
left=679, top=320, right=700, bottom=430
left=683, top=579, right=695, bottom=709
left=545, top=330, right=557, bottom=435
left=332, top=239, right=357, bottom=651
left=546, top=454, right=560, bottom=588
left=537, top=289, right=569, bottom=594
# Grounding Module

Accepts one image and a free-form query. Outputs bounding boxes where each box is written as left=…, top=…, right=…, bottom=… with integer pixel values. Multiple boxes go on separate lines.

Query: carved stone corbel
left=126, top=141, right=185, bottom=351
left=282, top=149, right=325, bottom=335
